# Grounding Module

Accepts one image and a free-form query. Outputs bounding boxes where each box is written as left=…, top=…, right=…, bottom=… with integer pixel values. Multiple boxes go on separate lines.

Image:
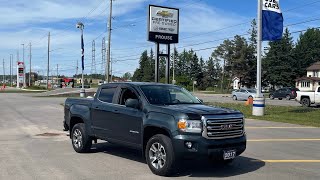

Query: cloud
left=179, top=2, right=248, bottom=33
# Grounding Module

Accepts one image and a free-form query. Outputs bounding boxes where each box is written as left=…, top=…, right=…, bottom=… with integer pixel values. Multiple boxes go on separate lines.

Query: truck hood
left=156, top=104, right=240, bottom=115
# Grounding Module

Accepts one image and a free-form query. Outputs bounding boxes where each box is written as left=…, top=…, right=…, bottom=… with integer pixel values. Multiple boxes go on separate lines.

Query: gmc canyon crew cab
left=64, top=82, right=246, bottom=176
left=296, top=86, right=320, bottom=107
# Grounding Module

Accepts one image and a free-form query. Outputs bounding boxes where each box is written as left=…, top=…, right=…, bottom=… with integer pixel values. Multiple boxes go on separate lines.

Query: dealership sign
left=148, top=5, right=179, bottom=44
left=17, top=62, right=24, bottom=84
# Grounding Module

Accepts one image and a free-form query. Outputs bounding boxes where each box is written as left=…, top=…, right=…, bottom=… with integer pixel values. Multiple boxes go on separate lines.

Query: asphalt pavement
left=194, top=93, right=302, bottom=107
left=0, top=93, right=319, bottom=180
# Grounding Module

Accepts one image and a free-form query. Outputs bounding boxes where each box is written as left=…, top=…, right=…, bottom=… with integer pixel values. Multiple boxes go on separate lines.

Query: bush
left=205, top=87, right=215, bottom=91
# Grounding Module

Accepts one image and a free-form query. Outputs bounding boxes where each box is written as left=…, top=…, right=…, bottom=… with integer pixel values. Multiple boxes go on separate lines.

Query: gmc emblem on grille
left=221, top=124, right=233, bottom=130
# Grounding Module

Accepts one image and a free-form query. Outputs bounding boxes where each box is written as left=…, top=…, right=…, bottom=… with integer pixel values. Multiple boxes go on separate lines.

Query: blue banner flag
left=81, top=34, right=84, bottom=70
left=262, top=0, right=283, bottom=41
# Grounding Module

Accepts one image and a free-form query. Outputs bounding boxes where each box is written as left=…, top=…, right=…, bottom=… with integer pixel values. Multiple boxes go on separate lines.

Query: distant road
left=194, top=93, right=301, bottom=107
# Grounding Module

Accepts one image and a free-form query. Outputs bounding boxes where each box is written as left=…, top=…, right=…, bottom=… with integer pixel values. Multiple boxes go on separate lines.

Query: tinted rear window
left=98, top=87, right=117, bottom=103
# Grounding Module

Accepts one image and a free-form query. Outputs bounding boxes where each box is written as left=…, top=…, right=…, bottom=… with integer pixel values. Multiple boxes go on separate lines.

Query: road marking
left=254, top=160, right=320, bottom=163
left=246, top=126, right=317, bottom=129
left=249, top=138, right=320, bottom=142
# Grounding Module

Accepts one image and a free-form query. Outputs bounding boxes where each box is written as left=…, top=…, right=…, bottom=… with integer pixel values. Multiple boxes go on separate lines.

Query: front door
left=316, top=87, right=320, bottom=103
left=111, top=86, right=143, bottom=147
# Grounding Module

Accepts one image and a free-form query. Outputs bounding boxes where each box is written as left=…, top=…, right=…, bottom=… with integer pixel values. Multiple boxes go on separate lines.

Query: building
left=296, top=61, right=320, bottom=91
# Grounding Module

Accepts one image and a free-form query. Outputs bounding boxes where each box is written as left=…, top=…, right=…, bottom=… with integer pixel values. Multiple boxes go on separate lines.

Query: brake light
left=291, top=91, right=294, bottom=95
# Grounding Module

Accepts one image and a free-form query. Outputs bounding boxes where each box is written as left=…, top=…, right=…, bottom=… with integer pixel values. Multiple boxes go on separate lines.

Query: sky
left=1, top=0, right=320, bottom=78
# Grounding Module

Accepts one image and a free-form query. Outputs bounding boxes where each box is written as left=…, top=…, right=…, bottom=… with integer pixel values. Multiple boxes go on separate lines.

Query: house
left=296, top=61, right=320, bottom=91
left=232, top=77, right=240, bottom=89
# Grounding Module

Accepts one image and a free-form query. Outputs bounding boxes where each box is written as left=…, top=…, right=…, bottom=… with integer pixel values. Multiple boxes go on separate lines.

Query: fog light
left=185, top=142, right=193, bottom=149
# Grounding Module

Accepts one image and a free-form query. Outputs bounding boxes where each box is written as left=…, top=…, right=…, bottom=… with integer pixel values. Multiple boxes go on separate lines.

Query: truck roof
left=100, top=82, right=176, bottom=87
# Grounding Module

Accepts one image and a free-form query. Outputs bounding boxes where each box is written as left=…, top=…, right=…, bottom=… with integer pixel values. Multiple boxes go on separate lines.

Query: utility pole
left=106, top=0, right=113, bottom=83
left=47, top=32, right=50, bottom=89
left=2, top=59, right=5, bottom=84
left=21, top=43, right=26, bottom=88
left=56, top=64, right=59, bottom=80
left=76, top=59, right=79, bottom=76
left=102, top=37, right=106, bottom=78
left=29, top=42, right=32, bottom=86
left=110, top=57, right=113, bottom=82
left=16, top=50, right=19, bottom=88
left=10, top=55, right=12, bottom=86
left=91, top=40, right=96, bottom=79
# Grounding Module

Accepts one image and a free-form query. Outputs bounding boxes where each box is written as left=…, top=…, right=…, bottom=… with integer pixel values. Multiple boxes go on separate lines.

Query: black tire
left=301, top=98, right=311, bottom=107
left=145, top=134, right=175, bottom=176
left=269, top=94, right=274, bottom=100
left=71, top=123, right=92, bottom=153
left=278, top=98, right=283, bottom=100
left=286, top=95, right=291, bottom=100
left=232, top=95, right=237, bottom=101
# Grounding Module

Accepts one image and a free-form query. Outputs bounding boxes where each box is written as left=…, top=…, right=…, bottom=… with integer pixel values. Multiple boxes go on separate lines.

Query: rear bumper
left=172, top=134, right=246, bottom=159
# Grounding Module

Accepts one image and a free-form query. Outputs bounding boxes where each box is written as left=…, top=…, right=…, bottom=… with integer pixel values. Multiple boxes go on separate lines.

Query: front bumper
left=172, top=134, right=246, bottom=159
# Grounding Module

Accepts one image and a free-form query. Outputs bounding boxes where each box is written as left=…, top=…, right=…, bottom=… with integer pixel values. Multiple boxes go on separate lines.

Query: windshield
left=140, top=85, right=201, bottom=105
left=247, top=89, right=256, bottom=93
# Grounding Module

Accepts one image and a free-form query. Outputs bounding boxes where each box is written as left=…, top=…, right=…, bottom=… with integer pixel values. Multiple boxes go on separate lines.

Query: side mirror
left=125, top=99, right=139, bottom=109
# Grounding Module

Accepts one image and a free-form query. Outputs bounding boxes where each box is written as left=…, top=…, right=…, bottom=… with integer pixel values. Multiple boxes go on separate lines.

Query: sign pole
left=253, top=0, right=265, bottom=116
left=155, top=43, right=160, bottom=83
left=165, top=44, right=170, bottom=84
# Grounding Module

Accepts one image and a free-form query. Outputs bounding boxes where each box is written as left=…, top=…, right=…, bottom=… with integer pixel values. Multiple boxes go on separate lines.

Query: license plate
left=223, top=150, right=236, bottom=160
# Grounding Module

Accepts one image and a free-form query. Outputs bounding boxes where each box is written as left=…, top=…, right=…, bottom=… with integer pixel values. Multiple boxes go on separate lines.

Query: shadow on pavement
left=173, top=156, right=265, bottom=178
left=91, top=142, right=265, bottom=178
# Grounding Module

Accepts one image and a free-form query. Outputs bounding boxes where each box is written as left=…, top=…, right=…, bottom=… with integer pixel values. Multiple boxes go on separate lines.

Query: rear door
left=239, top=89, right=247, bottom=100
left=91, top=85, right=119, bottom=139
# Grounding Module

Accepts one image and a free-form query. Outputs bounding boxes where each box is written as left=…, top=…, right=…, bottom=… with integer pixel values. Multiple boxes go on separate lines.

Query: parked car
left=269, top=87, right=299, bottom=100
left=232, top=89, right=257, bottom=101
left=296, top=86, right=320, bottom=107
left=64, top=82, right=246, bottom=176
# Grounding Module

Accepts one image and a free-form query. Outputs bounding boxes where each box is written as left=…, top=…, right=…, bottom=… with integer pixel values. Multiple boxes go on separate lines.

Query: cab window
left=98, top=87, right=117, bottom=103
left=318, top=87, right=320, bottom=92
left=119, top=88, right=138, bottom=105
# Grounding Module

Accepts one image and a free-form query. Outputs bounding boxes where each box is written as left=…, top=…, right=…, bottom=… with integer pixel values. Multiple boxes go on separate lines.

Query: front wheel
left=301, top=98, right=311, bottom=107
left=145, top=134, right=175, bottom=176
left=286, top=95, right=291, bottom=100
left=71, top=123, right=92, bottom=153
left=269, top=94, right=274, bottom=100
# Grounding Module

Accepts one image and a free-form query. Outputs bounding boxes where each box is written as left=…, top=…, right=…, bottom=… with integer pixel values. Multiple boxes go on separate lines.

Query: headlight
left=178, top=119, right=202, bottom=133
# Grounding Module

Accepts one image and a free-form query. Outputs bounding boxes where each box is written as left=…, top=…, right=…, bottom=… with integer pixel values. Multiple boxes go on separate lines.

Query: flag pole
left=253, top=0, right=265, bottom=116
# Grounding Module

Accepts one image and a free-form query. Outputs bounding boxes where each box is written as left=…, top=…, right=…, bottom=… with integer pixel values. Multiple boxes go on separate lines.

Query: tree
left=293, top=28, right=320, bottom=78
left=122, top=72, right=132, bottom=80
left=245, top=19, right=257, bottom=87
left=263, top=28, right=295, bottom=87
left=132, top=50, right=149, bottom=82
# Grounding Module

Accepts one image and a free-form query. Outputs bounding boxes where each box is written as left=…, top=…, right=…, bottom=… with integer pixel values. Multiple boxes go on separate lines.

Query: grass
left=207, top=102, right=320, bottom=127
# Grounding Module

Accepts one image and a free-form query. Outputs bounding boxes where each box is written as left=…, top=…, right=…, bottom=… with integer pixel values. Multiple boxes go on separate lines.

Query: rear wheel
left=301, top=98, right=311, bottom=107
left=145, top=134, right=175, bottom=176
left=71, top=123, right=92, bottom=153
left=232, top=95, right=237, bottom=101
left=286, top=95, right=291, bottom=100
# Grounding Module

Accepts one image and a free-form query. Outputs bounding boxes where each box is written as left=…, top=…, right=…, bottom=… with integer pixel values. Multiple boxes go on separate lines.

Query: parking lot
left=194, top=93, right=302, bottom=107
left=0, top=93, right=319, bottom=180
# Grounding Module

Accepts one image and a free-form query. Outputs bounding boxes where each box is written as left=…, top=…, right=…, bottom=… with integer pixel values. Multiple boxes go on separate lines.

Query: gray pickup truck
left=64, top=82, right=246, bottom=176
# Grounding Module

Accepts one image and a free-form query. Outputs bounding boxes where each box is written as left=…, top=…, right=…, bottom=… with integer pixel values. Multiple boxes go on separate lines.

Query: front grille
left=202, top=115, right=244, bottom=139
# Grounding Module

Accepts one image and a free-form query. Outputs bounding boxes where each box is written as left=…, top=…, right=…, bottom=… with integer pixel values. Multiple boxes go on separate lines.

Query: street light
left=76, top=22, right=85, bottom=98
